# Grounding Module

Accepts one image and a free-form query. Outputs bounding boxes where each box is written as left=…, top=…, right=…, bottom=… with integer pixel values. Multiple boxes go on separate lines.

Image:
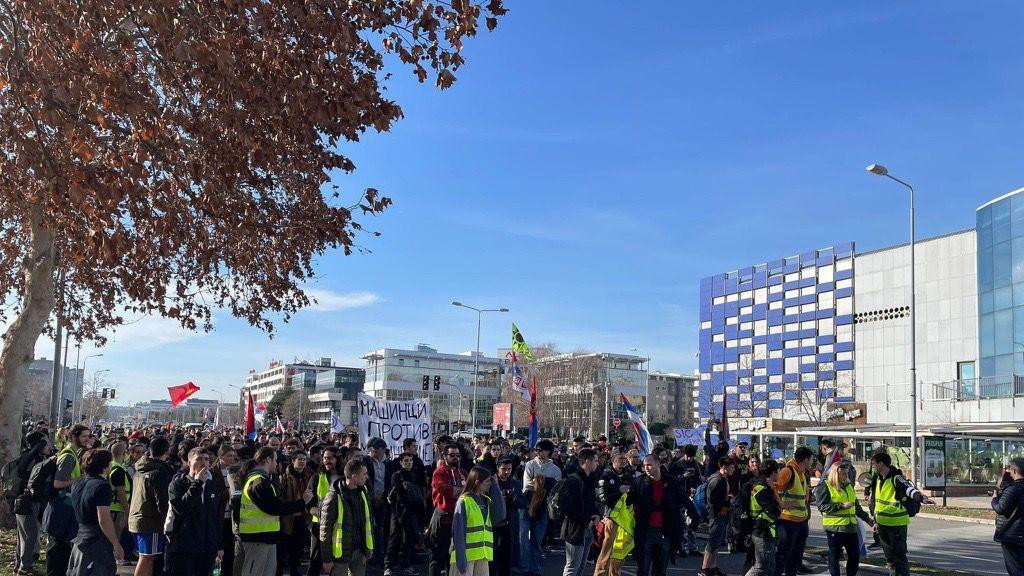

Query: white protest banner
left=674, top=426, right=710, bottom=446
left=357, top=393, right=434, bottom=464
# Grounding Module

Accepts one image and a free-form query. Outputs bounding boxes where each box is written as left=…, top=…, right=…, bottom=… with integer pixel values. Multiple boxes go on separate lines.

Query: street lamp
left=75, top=353, right=103, bottom=423
left=451, top=301, right=509, bottom=434
left=87, top=369, right=111, bottom=424
left=867, top=163, right=919, bottom=484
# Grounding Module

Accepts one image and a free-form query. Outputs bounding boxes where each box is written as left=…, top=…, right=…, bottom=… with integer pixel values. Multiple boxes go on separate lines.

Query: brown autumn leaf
left=0, top=0, right=507, bottom=460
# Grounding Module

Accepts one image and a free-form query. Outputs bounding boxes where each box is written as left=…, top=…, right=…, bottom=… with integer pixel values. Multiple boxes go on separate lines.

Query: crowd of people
left=5, top=418, right=1023, bottom=576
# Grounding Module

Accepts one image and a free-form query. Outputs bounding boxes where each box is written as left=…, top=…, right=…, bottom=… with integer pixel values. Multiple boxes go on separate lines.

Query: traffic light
left=102, top=388, right=108, bottom=399
left=65, top=399, right=72, bottom=409
left=110, top=389, right=116, bottom=399
left=422, top=375, right=429, bottom=391
left=433, top=376, right=441, bottom=391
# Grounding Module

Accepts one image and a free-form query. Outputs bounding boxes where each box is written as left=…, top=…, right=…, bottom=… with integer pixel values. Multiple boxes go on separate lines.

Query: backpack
left=730, top=480, right=756, bottom=538
left=694, top=481, right=708, bottom=520
left=1, top=455, right=27, bottom=498
left=546, top=478, right=571, bottom=523
left=28, top=456, right=58, bottom=502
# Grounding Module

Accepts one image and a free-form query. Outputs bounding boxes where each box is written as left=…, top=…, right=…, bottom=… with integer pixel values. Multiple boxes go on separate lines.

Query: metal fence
left=930, top=375, right=1024, bottom=401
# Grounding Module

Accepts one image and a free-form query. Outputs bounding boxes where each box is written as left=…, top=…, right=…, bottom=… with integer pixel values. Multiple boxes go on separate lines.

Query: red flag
left=720, top=390, right=729, bottom=441
left=275, top=416, right=284, bottom=434
left=168, top=381, right=200, bottom=407
left=245, top=389, right=257, bottom=440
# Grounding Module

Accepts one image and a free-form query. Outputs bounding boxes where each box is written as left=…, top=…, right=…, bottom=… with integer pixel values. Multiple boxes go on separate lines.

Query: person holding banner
left=814, top=463, right=873, bottom=576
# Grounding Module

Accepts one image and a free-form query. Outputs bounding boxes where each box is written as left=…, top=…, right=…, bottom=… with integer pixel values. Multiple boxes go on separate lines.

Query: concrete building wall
left=854, top=229, right=979, bottom=425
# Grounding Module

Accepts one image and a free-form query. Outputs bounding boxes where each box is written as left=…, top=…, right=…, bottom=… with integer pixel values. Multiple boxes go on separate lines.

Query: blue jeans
left=518, top=509, right=548, bottom=576
left=772, top=520, right=808, bottom=576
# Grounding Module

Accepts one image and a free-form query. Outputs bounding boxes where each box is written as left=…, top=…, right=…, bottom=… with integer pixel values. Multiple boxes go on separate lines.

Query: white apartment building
left=361, top=344, right=502, bottom=431
left=243, top=357, right=338, bottom=405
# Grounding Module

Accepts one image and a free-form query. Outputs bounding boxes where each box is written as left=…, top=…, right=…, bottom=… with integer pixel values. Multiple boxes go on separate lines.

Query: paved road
left=112, top=515, right=1003, bottom=576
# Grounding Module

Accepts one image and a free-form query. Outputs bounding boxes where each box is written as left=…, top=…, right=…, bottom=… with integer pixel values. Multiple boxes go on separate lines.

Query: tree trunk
left=0, top=207, right=56, bottom=468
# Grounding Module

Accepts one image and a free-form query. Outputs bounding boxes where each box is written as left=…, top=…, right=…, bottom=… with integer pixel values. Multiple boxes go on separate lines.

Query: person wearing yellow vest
left=814, top=462, right=873, bottom=576
left=306, top=446, right=340, bottom=576
left=238, top=447, right=306, bottom=576
left=771, top=446, right=814, bottom=576
left=320, top=458, right=375, bottom=576
left=868, top=452, right=928, bottom=576
left=45, top=424, right=91, bottom=576
left=744, top=459, right=783, bottom=576
left=449, top=466, right=494, bottom=576
left=107, top=442, right=132, bottom=564
left=606, top=493, right=635, bottom=576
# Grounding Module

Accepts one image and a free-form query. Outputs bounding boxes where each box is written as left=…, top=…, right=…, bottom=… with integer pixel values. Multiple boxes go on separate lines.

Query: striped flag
left=622, top=393, right=652, bottom=458
left=528, top=377, right=539, bottom=448
left=331, top=411, right=344, bottom=433
left=507, top=351, right=530, bottom=402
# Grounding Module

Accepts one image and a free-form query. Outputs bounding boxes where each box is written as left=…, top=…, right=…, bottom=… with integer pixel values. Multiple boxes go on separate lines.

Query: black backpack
left=1, top=455, right=28, bottom=498
left=730, top=479, right=756, bottom=538
left=27, top=455, right=57, bottom=502
left=546, top=478, right=571, bottom=523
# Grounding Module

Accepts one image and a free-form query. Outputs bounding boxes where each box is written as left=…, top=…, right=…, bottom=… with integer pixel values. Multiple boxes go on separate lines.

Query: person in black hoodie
left=165, top=448, right=223, bottom=576
left=493, top=455, right=525, bottom=576
left=560, top=448, right=600, bottom=576
left=992, top=457, right=1024, bottom=576
left=629, top=454, right=700, bottom=576
left=385, top=452, right=427, bottom=576
left=13, top=431, right=50, bottom=575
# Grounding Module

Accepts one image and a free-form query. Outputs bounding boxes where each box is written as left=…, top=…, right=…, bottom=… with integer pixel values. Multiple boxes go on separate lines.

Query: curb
left=916, top=512, right=995, bottom=525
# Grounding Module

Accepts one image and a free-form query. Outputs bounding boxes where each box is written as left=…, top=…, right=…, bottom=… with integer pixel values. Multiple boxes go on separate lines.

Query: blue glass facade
left=976, top=190, right=1024, bottom=387
left=698, top=243, right=856, bottom=421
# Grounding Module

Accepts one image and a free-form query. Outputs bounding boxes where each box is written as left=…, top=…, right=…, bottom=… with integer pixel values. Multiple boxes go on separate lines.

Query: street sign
left=612, top=417, right=621, bottom=427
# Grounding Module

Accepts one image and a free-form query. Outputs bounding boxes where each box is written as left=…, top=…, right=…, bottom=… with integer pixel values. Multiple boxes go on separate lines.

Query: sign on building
left=924, top=436, right=946, bottom=490
left=357, top=393, right=434, bottom=464
left=493, top=403, right=513, bottom=432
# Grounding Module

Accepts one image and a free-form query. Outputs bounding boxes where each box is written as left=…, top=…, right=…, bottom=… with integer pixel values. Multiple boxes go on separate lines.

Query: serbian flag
left=622, top=393, right=652, bottom=458
left=275, top=416, right=285, bottom=434
left=528, top=376, right=539, bottom=448
left=244, top=389, right=257, bottom=440
left=168, top=381, right=200, bottom=407
left=254, top=402, right=266, bottom=422
left=507, top=351, right=530, bottom=402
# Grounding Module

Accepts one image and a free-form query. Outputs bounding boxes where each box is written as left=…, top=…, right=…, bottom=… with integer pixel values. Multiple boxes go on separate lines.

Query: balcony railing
left=931, top=375, right=1024, bottom=401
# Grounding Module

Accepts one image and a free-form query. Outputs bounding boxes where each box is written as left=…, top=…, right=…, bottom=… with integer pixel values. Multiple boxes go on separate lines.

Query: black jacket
left=597, top=467, right=632, bottom=512
left=167, top=473, right=223, bottom=554
left=388, top=469, right=426, bottom=521
left=707, top=472, right=731, bottom=517
left=560, top=471, right=599, bottom=545
left=627, top=474, right=699, bottom=551
left=993, top=479, right=1024, bottom=545
left=670, top=458, right=704, bottom=493
left=319, top=481, right=373, bottom=563
left=363, top=456, right=392, bottom=502
left=749, top=478, right=783, bottom=538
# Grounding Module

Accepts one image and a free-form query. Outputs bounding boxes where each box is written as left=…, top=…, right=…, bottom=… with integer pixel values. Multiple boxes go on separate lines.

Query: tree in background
left=0, top=0, right=506, bottom=463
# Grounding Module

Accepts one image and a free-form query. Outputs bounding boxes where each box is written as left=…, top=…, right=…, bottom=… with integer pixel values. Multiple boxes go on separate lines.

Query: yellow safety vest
left=779, top=465, right=809, bottom=522
left=331, top=487, right=375, bottom=559
left=57, top=445, right=81, bottom=481
left=608, top=497, right=635, bottom=560
left=239, top=472, right=280, bottom=534
left=310, top=473, right=331, bottom=523
left=108, top=461, right=131, bottom=513
left=822, top=483, right=856, bottom=529
left=750, top=484, right=777, bottom=537
left=449, top=495, right=493, bottom=564
left=873, top=476, right=909, bottom=527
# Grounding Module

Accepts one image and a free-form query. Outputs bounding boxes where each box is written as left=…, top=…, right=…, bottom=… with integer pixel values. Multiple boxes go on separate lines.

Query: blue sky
left=55, top=2, right=1024, bottom=404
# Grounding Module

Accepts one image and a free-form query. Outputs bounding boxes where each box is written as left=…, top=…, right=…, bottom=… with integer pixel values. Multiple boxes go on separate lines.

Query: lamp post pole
left=867, top=164, right=918, bottom=484
left=77, top=353, right=103, bottom=423
left=451, top=301, right=508, bottom=434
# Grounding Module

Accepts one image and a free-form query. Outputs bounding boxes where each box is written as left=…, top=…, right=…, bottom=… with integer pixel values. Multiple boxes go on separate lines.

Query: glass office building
left=698, top=243, right=856, bottom=421
left=976, top=188, right=1024, bottom=393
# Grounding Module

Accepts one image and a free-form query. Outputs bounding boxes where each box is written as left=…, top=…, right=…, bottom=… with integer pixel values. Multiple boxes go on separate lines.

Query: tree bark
left=0, top=206, right=56, bottom=467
